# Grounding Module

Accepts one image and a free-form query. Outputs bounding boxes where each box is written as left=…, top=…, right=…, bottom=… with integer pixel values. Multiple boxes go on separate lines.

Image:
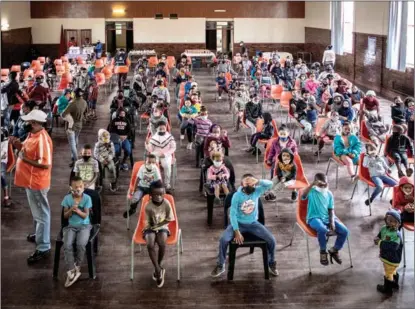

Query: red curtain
left=58, top=25, right=66, bottom=57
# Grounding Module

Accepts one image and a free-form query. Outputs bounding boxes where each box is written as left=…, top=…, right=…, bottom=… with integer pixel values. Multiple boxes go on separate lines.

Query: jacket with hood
left=376, top=209, right=403, bottom=266
left=276, top=148, right=297, bottom=181
left=393, top=176, right=414, bottom=213
left=386, top=132, right=414, bottom=156
left=320, top=118, right=342, bottom=137
left=333, top=133, right=361, bottom=164
left=146, top=131, right=176, bottom=157
left=94, top=129, right=115, bottom=163
left=391, top=104, right=407, bottom=124
left=316, top=85, right=334, bottom=105
left=362, top=154, right=389, bottom=177
left=330, top=93, right=345, bottom=112
left=245, top=101, right=263, bottom=124
left=305, top=79, right=319, bottom=95
left=350, top=89, right=364, bottom=105
left=338, top=100, right=355, bottom=122
left=151, top=86, right=170, bottom=104
left=267, top=137, right=298, bottom=163
left=132, top=75, right=146, bottom=93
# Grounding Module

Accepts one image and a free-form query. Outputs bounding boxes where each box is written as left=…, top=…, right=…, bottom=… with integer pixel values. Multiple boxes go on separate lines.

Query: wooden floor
left=2, top=69, right=414, bottom=309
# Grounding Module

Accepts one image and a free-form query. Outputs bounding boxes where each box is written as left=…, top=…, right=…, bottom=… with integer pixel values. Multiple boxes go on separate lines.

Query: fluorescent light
left=113, top=8, right=125, bottom=14
left=214, top=9, right=226, bottom=13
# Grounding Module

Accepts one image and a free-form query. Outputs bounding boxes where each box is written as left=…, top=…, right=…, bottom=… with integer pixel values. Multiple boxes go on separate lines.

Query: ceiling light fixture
left=112, top=8, right=126, bottom=15
left=214, top=9, right=226, bottom=13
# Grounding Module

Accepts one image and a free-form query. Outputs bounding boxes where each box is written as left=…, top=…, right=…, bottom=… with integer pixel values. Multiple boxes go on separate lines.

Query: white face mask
left=282, top=158, right=291, bottom=164
left=368, top=150, right=376, bottom=157
left=213, top=161, right=222, bottom=167
left=314, top=186, right=328, bottom=194
left=145, top=163, right=154, bottom=170
left=201, top=115, right=208, bottom=121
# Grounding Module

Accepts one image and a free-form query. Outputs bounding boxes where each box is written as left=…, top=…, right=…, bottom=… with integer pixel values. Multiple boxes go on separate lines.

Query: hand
left=104, top=159, right=109, bottom=165
left=387, top=169, right=392, bottom=174
left=281, top=177, right=286, bottom=183
left=243, top=176, right=257, bottom=187
left=18, top=150, right=25, bottom=160
left=329, top=222, right=335, bottom=231
left=348, top=153, right=355, bottom=158
left=120, top=135, right=127, bottom=141
left=159, top=154, right=165, bottom=158
left=222, top=130, right=228, bottom=137
left=233, top=230, right=244, bottom=245
left=374, top=237, right=380, bottom=245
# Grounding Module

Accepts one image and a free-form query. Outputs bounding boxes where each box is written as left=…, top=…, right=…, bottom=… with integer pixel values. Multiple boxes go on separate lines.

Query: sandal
left=328, top=248, right=343, bottom=265
left=320, top=251, right=329, bottom=266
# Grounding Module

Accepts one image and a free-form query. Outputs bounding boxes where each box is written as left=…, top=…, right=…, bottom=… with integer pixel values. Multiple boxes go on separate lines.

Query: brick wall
left=232, top=43, right=305, bottom=59
left=304, top=27, right=414, bottom=100
left=1, top=28, right=33, bottom=67
left=133, top=43, right=206, bottom=60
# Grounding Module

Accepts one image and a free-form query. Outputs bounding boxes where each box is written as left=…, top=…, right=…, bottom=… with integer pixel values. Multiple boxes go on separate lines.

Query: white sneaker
left=187, top=142, right=192, bottom=150
left=218, top=96, right=222, bottom=100
left=64, top=268, right=81, bottom=287
left=180, top=135, right=185, bottom=140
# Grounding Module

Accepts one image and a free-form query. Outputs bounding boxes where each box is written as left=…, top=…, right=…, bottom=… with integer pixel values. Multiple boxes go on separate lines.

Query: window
left=115, top=23, right=122, bottom=35
left=343, top=2, right=354, bottom=54
left=407, top=1, right=414, bottom=67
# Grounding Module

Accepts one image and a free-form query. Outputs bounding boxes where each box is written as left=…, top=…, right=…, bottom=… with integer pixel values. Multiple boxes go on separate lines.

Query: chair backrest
left=255, top=118, right=264, bottom=133
left=58, top=72, right=73, bottom=90
left=23, top=69, right=34, bottom=80
left=360, top=120, right=370, bottom=142
left=129, top=161, right=144, bottom=194
left=263, top=138, right=277, bottom=168
left=271, top=120, right=279, bottom=138
left=315, top=117, right=328, bottom=135
left=280, top=90, right=292, bottom=107
left=101, top=66, right=113, bottom=79
left=95, top=59, right=104, bottom=69
left=296, top=197, right=317, bottom=237
left=292, top=153, right=309, bottom=186
left=271, top=84, right=283, bottom=100
left=148, top=56, right=158, bottom=68
left=6, top=143, right=16, bottom=173
left=133, top=194, right=179, bottom=245
left=114, top=65, right=129, bottom=74
left=95, top=72, right=106, bottom=86
left=10, top=65, right=21, bottom=73
left=166, top=56, right=175, bottom=69
left=31, top=60, right=41, bottom=68
left=357, top=153, right=373, bottom=185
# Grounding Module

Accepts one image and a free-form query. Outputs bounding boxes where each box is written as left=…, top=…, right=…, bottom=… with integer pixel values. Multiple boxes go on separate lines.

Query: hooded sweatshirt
left=386, top=132, right=414, bottom=155
left=132, top=75, right=146, bottom=93
left=391, top=103, right=407, bottom=124
left=338, top=100, right=355, bottom=122
left=151, top=86, right=170, bottom=104
left=276, top=148, right=297, bottom=181
left=321, top=118, right=342, bottom=137
left=330, top=93, right=345, bottom=112
left=362, top=153, right=389, bottom=177
left=94, top=129, right=115, bottom=163
left=267, top=137, right=298, bottom=163
left=146, top=131, right=176, bottom=157
left=393, top=177, right=414, bottom=213
left=376, top=210, right=403, bottom=266
left=333, top=133, right=362, bottom=164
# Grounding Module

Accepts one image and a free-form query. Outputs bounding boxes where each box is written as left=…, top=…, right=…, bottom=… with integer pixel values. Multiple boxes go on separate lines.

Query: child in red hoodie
left=393, top=176, right=414, bottom=224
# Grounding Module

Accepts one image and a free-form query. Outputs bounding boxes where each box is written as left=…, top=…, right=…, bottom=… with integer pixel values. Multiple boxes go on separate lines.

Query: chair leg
left=126, top=198, right=130, bottom=230
left=86, top=241, right=96, bottom=279
left=177, top=233, right=181, bottom=281
left=261, top=244, right=270, bottom=280
left=289, top=222, right=298, bottom=246
left=305, top=234, right=312, bottom=275
left=346, top=236, right=353, bottom=268
left=403, top=229, right=406, bottom=268
left=350, top=181, right=358, bottom=200
left=367, top=184, right=372, bottom=216
left=180, top=229, right=184, bottom=253
left=249, top=246, right=255, bottom=254
left=93, top=234, right=99, bottom=255
left=325, top=158, right=332, bottom=175
left=207, top=195, right=214, bottom=226
left=53, top=240, right=63, bottom=278
left=130, top=240, right=135, bottom=280
left=227, top=245, right=237, bottom=281
left=256, top=147, right=259, bottom=164
left=335, top=165, right=339, bottom=189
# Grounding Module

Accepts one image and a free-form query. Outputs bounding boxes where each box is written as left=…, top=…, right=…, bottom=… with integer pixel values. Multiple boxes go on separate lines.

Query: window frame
left=406, top=1, right=414, bottom=68
left=342, top=1, right=354, bottom=54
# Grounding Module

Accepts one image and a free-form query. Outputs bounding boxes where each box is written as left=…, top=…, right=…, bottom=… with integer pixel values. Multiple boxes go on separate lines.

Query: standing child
left=301, top=173, right=349, bottom=266
left=386, top=124, right=414, bottom=178
left=124, top=154, right=161, bottom=218
left=215, top=72, right=229, bottom=99
left=62, top=176, right=92, bottom=287
left=179, top=99, right=198, bottom=149
left=207, top=152, right=230, bottom=205
left=87, top=77, right=98, bottom=120
left=271, top=148, right=297, bottom=193
left=392, top=176, right=414, bottom=224
left=301, top=103, right=318, bottom=143
left=143, top=180, right=175, bottom=288
left=362, top=143, right=398, bottom=206
left=246, top=112, right=274, bottom=155
left=57, top=89, right=75, bottom=133
left=93, top=129, right=118, bottom=192
left=374, top=209, right=403, bottom=295
left=391, top=96, right=406, bottom=126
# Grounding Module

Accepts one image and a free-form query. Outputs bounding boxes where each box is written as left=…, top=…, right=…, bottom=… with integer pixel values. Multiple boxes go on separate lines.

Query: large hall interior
left=1, top=1, right=414, bottom=309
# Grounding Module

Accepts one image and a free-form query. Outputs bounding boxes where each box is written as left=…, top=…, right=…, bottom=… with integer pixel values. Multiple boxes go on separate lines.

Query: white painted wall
left=31, top=18, right=106, bottom=43
left=305, top=1, right=331, bottom=30
left=354, top=1, right=389, bottom=35
left=133, top=18, right=205, bottom=43
left=234, top=18, right=305, bottom=43
left=1, top=1, right=31, bottom=30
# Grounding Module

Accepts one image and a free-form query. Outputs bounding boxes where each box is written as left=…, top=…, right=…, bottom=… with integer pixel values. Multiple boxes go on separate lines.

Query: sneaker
left=211, top=264, right=225, bottom=278
left=268, top=192, right=277, bottom=202
left=123, top=207, right=137, bottom=219
left=351, top=175, right=358, bottom=183
left=364, top=198, right=372, bottom=206
left=291, top=190, right=298, bottom=201
left=110, top=183, right=118, bottom=192
left=180, top=135, right=185, bottom=140
left=398, top=170, right=405, bottom=178
left=245, top=146, right=254, bottom=153
left=187, top=142, right=193, bottom=150
left=27, top=249, right=50, bottom=265
left=121, top=163, right=129, bottom=171
left=214, top=197, right=222, bottom=206
left=314, top=151, right=321, bottom=156
left=218, top=96, right=222, bottom=100
left=64, top=268, right=81, bottom=288
left=268, top=262, right=279, bottom=276
left=27, top=233, right=36, bottom=243
left=152, top=271, right=157, bottom=281
left=156, top=268, right=165, bottom=288
left=3, top=197, right=11, bottom=207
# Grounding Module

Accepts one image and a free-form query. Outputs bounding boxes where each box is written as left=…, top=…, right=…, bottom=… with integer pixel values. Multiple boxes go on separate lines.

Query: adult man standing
left=14, top=109, right=53, bottom=264
left=63, top=88, right=87, bottom=167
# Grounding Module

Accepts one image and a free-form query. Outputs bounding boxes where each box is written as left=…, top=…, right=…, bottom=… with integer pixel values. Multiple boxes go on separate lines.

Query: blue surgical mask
left=279, top=137, right=288, bottom=142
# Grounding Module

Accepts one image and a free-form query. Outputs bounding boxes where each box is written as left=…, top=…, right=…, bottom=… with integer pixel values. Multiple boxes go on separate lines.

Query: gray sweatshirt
left=362, top=154, right=389, bottom=177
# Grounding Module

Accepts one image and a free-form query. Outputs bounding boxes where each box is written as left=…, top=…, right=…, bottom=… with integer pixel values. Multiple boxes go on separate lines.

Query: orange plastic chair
left=95, top=72, right=105, bottom=86
left=58, top=72, right=73, bottom=90
left=64, top=62, right=71, bottom=73
left=350, top=153, right=397, bottom=216
left=23, top=69, right=34, bottom=80
left=325, top=149, right=359, bottom=189
left=37, top=57, right=46, bottom=64
left=55, top=65, right=65, bottom=76
left=262, top=137, right=277, bottom=179
left=101, top=65, right=113, bottom=79
left=54, top=59, right=63, bottom=66
left=114, top=65, right=129, bottom=74
left=314, top=116, right=332, bottom=163
left=31, top=60, right=41, bottom=69
left=6, top=143, right=17, bottom=197
left=94, top=59, right=104, bottom=69
left=1, top=69, right=9, bottom=81
left=10, top=65, right=21, bottom=73
left=130, top=194, right=183, bottom=281
left=148, top=56, right=158, bottom=69
left=254, top=119, right=279, bottom=163
left=179, top=82, right=186, bottom=100
left=289, top=196, right=353, bottom=274
left=166, top=56, right=176, bottom=69
left=125, top=161, right=145, bottom=230
left=271, top=84, right=283, bottom=100
left=77, top=57, right=86, bottom=65
left=360, top=120, right=371, bottom=144
left=384, top=135, right=415, bottom=166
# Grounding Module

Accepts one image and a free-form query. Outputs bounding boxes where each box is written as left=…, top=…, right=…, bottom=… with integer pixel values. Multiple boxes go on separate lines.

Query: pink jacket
left=207, top=164, right=230, bottom=181
left=305, top=79, right=320, bottom=95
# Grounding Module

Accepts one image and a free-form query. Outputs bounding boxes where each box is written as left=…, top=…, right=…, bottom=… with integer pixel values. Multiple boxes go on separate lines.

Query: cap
left=366, top=90, right=376, bottom=97
left=386, top=209, right=401, bottom=224
left=21, top=109, right=47, bottom=123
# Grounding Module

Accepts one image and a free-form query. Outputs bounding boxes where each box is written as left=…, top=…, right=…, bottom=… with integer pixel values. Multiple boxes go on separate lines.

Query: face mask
left=279, top=136, right=288, bottom=142
left=393, top=131, right=401, bottom=136
left=153, top=112, right=161, bottom=117
left=331, top=116, right=339, bottom=122
left=23, top=123, right=33, bottom=133
left=213, top=161, right=222, bottom=167
left=314, top=186, right=328, bottom=194
left=402, top=188, right=413, bottom=195
left=145, top=163, right=154, bottom=170
left=118, top=95, right=123, bottom=99
left=82, top=73, right=87, bottom=77
left=343, top=103, right=349, bottom=108
left=212, top=133, right=220, bottom=138
left=243, top=186, right=255, bottom=195
left=158, top=131, right=166, bottom=136
left=253, top=100, right=259, bottom=104
left=409, top=104, right=415, bottom=110
left=82, top=155, right=91, bottom=162
left=342, top=130, right=350, bottom=136
left=282, top=158, right=291, bottom=164
left=71, top=188, right=84, bottom=196
left=103, top=138, right=110, bottom=143
left=367, top=150, right=376, bottom=157
left=201, top=115, right=208, bottom=121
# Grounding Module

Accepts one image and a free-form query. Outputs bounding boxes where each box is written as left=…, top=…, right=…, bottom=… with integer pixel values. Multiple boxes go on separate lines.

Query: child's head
left=309, top=73, right=315, bottom=80
left=200, top=106, right=208, bottom=119
left=211, top=125, right=221, bottom=138
left=401, top=182, right=414, bottom=196
left=81, top=144, right=92, bottom=160
left=150, top=180, right=165, bottom=205
left=118, top=108, right=126, bottom=119
left=330, top=111, right=339, bottom=121
left=156, top=120, right=167, bottom=134
left=341, top=121, right=352, bottom=136
left=153, top=104, right=164, bottom=117
left=302, top=89, right=310, bottom=100
left=384, top=209, right=401, bottom=230
left=278, top=125, right=290, bottom=140
left=279, top=148, right=293, bottom=164
left=351, top=85, right=358, bottom=93
left=263, top=112, right=272, bottom=124
left=392, top=124, right=404, bottom=135
left=314, top=173, right=328, bottom=192
left=366, top=90, right=376, bottom=101
left=408, top=100, right=415, bottom=109
left=70, top=176, right=84, bottom=197
left=98, top=129, right=110, bottom=143
left=184, top=99, right=192, bottom=107
left=342, top=99, right=351, bottom=109
left=64, top=89, right=72, bottom=99
left=145, top=153, right=157, bottom=166
left=211, top=151, right=223, bottom=166
left=151, top=95, right=158, bottom=103
left=219, top=72, right=225, bottom=78
left=365, top=143, right=377, bottom=157
left=394, top=96, right=403, bottom=105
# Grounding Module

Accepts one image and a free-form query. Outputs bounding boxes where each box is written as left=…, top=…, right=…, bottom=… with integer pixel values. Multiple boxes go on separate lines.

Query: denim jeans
left=391, top=151, right=409, bottom=169
left=114, top=139, right=131, bottom=159
left=26, top=188, right=51, bottom=251
left=371, top=175, right=398, bottom=200
left=217, top=221, right=276, bottom=266
left=63, top=224, right=92, bottom=270
left=308, top=218, right=348, bottom=251
left=67, top=129, right=81, bottom=161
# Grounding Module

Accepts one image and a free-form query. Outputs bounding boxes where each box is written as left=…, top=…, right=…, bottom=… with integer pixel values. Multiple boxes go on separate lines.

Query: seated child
left=203, top=125, right=231, bottom=158
left=215, top=72, right=229, bottom=99
left=374, top=209, right=403, bottom=295
left=301, top=173, right=349, bottom=266
left=315, top=111, right=342, bottom=155
left=143, top=180, right=175, bottom=288
left=149, top=104, right=167, bottom=136
left=74, top=144, right=100, bottom=190
left=57, top=89, right=74, bottom=132
left=364, top=110, right=389, bottom=146
left=246, top=112, right=274, bottom=155
left=320, top=84, right=333, bottom=115
left=301, top=103, right=318, bottom=143
left=393, top=176, right=414, bottom=224
left=207, top=151, right=230, bottom=205
left=271, top=148, right=297, bottom=193
left=62, top=176, right=92, bottom=288
left=386, top=124, right=414, bottom=178
left=124, top=154, right=161, bottom=218
left=244, top=94, right=263, bottom=134
left=362, top=143, right=398, bottom=205
left=93, top=129, right=118, bottom=192
left=338, top=99, right=355, bottom=123
left=179, top=98, right=198, bottom=149
left=391, top=96, right=406, bottom=126
left=234, top=89, right=249, bottom=130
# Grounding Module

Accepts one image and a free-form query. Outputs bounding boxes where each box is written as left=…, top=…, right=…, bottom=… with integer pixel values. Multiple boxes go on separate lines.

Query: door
left=64, top=29, right=79, bottom=46
left=206, top=29, right=217, bottom=51
left=80, top=29, right=92, bottom=46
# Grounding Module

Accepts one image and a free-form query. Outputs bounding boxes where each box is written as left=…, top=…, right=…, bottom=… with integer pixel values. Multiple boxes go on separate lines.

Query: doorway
left=205, top=21, right=233, bottom=55
left=105, top=21, right=133, bottom=55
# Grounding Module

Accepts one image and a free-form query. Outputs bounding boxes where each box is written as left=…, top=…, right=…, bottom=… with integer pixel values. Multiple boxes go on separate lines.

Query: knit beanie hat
left=386, top=209, right=401, bottom=225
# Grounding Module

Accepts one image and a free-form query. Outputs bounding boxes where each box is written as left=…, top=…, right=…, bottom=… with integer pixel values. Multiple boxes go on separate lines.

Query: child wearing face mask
left=271, top=148, right=297, bottom=193
left=57, top=89, right=75, bottom=133
left=152, top=80, right=170, bottom=104
left=93, top=129, right=118, bottom=192
left=338, top=99, right=355, bottom=123
left=391, top=96, right=407, bottom=126
left=74, top=144, right=99, bottom=190
left=374, top=209, right=403, bottom=295
left=386, top=124, right=414, bottom=178
left=362, top=143, right=398, bottom=206
left=215, top=72, right=229, bottom=99
left=300, top=103, right=318, bottom=143
left=333, top=121, right=361, bottom=179
left=315, top=111, right=342, bottom=155
left=245, top=94, right=263, bottom=134
left=246, top=112, right=274, bottom=155
left=203, top=125, right=231, bottom=158
left=349, top=85, right=365, bottom=106
left=405, top=99, right=415, bottom=127
left=180, top=99, right=198, bottom=149
left=393, top=176, right=414, bottom=224
left=305, top=74, right=319, bottom=96
left=124, top=154, right=161, bottom=218
left=207, top=152, right=230, bottom=205
left=149, top=104, right=167, bottom=136
left=301, top=173, right=349, bottom=266
left=62, top=176, right=92, bottom=288
left=193, top=107, right=213, bottom=164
